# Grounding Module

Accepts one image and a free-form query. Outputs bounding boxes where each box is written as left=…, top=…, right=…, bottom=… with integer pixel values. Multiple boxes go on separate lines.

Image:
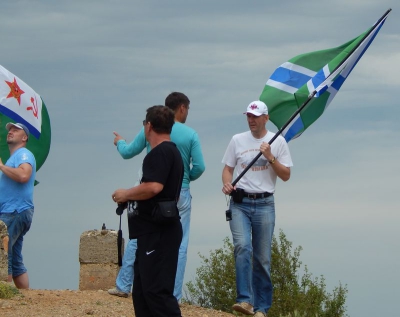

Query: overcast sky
left=1, top=1, right=399, bottom=316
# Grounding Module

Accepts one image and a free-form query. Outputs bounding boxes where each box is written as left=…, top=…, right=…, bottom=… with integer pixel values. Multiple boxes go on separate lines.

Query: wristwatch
left=268, top=156, right=276, bottom=164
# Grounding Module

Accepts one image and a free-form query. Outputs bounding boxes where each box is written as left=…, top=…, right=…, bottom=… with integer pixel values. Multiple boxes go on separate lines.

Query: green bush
left=0, top=281, right=19, bottom=299
left=184, top=237, right=236, bottom=312
left=184, top=229, right=348, bottom=317
left=279, top=310, right=318, bottom=317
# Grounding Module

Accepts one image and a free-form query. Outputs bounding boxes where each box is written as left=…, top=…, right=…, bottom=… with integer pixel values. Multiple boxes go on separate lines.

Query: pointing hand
left=113, top=131, right=124, bottom=146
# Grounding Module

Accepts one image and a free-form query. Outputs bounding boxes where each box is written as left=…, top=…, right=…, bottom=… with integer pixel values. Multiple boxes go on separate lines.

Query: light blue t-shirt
left=0, top=147, right=36, bottom=213
left=117, top=122, right=205, bottom=188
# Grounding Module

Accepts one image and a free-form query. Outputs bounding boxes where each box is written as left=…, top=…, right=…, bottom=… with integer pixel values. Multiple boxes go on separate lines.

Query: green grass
left=0, top=281, right=20, bottom=299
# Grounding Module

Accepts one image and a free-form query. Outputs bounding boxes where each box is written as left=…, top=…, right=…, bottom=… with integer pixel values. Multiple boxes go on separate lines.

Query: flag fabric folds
left=0, top=65, right=51, bottom=172
left=259, top=10, right=390, bottom=142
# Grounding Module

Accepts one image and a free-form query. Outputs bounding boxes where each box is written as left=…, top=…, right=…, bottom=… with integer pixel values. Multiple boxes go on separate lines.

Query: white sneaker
left=232, top=302, right=254, bottom=315
left=107, top=288, right=129, bottom=298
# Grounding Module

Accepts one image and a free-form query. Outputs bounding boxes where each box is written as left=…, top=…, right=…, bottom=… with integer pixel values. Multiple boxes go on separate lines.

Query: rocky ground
left=0, top=289, right=236, bottom=317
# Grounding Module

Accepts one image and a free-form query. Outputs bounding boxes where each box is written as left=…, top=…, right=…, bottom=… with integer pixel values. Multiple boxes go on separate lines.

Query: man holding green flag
left=222, top=101, right=293, bottom=317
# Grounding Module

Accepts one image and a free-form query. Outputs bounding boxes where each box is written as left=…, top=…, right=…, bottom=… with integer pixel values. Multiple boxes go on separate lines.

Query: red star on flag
left=5, top=77, right=25, bottom=105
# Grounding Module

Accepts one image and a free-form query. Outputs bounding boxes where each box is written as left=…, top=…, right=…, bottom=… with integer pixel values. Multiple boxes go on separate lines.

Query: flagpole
left=231, top=8, right=391, bottom=187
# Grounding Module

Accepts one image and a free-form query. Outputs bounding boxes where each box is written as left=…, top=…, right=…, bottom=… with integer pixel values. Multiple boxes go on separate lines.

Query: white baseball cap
left=244, top=100, right=268, bottom=116
left=6, top=122, right=30, bottom=139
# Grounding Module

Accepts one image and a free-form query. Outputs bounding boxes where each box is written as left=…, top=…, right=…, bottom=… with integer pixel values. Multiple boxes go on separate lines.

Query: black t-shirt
left=129, top=141, right=183, bottom=238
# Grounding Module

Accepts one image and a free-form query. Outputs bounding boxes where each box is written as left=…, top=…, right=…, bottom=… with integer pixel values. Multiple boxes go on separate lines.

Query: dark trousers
left=132, top=221, right=183, bottom=317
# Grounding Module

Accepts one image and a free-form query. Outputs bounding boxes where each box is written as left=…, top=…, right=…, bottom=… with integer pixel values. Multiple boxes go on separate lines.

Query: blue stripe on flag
left=270, top=67, right=312, bottom=89
left=311, top=70, right=327, bottom=90
left=331, top=75, right=345, bottom=90
left=315, top=85, right=328, bottom=97
left=284, top=116, right=304, bottom=142
left=0, top=104, right=40, bottom=139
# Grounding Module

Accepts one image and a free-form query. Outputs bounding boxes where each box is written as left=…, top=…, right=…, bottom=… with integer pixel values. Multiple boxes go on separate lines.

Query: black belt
left=243, top=191, right=273, bottom=199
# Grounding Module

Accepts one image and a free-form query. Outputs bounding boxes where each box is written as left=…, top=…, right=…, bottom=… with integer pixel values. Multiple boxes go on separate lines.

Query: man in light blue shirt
left=0, top=122, right=36, bottom=289
left=109, top=92, right=205, bottom=301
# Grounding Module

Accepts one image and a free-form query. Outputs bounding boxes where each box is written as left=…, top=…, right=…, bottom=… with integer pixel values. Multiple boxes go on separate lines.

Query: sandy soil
left=0, top=289, right=235, bottom=317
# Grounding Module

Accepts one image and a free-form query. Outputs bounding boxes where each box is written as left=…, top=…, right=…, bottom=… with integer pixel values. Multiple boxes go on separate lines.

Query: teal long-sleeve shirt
left=116, top=122, right=205, bottom=188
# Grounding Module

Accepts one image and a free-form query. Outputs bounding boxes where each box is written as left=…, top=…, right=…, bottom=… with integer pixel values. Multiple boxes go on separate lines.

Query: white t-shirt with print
left=222, top=130, right=293, bottom=193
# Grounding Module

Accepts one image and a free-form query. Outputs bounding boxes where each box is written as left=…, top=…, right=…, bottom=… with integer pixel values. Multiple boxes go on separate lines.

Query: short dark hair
left=145, top=105, right=175, bottom=134
left=165, top=92, right=190, bottom=111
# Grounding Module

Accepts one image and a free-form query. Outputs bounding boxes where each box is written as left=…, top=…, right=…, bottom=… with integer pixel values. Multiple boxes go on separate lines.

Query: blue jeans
left=174, top=188, right=192, bottom=301
left=116, top=238, right=137, bottom=293
left=115, top=170, right=140, bottom=294
left=116, top=188, right=192, bottom=300
left=229, top=196, right=275, bottom=314
left=0, top=209, right=34, bottom=277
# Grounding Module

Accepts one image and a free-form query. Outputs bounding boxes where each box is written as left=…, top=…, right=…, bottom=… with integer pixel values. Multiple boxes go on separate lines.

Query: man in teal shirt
left=109, top=92, right=205, bottom=301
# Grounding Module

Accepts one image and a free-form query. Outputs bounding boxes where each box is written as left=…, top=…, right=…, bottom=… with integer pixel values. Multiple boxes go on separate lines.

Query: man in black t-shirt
left=112, top=105, right=184, bottom=317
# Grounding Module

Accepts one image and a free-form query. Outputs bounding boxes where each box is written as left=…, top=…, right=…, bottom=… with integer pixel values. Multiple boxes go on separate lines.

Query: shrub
left=0, top=281, right=19, bottom=299
left=184, top=229, right=348, bottom=317
left=184, top=237, right=236, bottom=312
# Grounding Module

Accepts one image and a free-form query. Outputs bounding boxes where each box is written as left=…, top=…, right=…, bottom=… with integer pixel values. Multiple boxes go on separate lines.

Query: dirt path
left=0, top=289, right=235, bottom=317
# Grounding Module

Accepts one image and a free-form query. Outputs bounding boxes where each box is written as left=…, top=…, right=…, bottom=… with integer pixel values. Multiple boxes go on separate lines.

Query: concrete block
left=79, top=263, right=120, bottom=291
left=79, top=229, right=124, bottom=264
left=78, top=227, right=125, bottom=290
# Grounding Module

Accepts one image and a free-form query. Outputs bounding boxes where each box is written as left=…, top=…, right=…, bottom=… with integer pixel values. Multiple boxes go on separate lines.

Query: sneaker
left=254, top=312, right=267, bottom=317
left=232, top=302, right=254, bottom=315
left=107, top=288, right=129, bottom=298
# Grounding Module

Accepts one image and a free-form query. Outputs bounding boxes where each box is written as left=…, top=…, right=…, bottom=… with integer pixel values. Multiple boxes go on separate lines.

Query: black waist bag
left=151, top=200, right=179, bottom=223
